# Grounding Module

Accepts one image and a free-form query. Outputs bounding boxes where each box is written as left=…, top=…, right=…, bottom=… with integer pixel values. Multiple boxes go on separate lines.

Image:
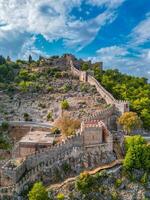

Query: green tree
left=28, top=182, right=49, bottom=200
left=0, top=55, right=6, bottom=65
left=140, top=109, right=150, bottom=130
left=81, top=63, right=89, bottom=71
left=92, top=67, right=150, bottom=130
left=118, top=112, right=142, bottom=134
left=29, top=54, right=33, bottom=63
left=123, top=135, right=149, bottom=171
left=6, top=56, right=11, bottom=62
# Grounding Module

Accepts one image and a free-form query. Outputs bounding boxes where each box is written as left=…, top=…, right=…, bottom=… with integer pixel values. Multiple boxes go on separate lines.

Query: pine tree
left=6, top=56, right=11, bottom=62
left=28, top=54, right=32, bottom=63
left=0, top=55, right=6, bottom=65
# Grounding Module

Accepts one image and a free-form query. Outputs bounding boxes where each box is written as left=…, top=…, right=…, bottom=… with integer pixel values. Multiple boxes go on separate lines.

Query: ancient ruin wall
left=68, top=56, right=129, bottom=114
left=1, top=132, right=83, bottom=184
left=26, top=132, right=83, bottom=170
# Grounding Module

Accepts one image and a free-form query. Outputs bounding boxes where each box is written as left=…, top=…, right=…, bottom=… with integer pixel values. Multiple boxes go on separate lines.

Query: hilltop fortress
left=0, top=55, right=129, bottom=199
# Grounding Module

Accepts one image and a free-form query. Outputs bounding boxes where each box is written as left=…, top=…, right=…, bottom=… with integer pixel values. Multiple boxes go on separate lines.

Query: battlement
left=83, top=105, right=114, bottom=127
left=81, top=120, right=107, bottom=130
left=67, top=55, right=129, bottom=114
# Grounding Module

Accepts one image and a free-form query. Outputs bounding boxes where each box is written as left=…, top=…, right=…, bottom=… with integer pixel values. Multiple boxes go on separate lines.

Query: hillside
left=47, top=164, right=150, bottom=200
left=0, top=54, right=150, bottom=130
left=0, top=55, right=106, bottom=122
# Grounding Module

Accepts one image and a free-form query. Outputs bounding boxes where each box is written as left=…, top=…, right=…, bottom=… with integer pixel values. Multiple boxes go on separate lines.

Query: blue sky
left=0, top=0, right=150, bottom=79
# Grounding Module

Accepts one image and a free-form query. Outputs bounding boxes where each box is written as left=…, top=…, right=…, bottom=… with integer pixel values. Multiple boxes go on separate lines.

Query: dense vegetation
left=0, top=55, right=61, bottom=93
left=123, top=135, right=150, bottom=171
left=93, top=66, right=150, bottom=130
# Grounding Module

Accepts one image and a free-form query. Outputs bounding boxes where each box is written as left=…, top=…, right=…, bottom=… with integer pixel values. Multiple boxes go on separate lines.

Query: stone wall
left=68, top=56, right=129, bottom=115
left=0, top=118, right=113, bottom=197
left=0, top=146, right=114, bottom=198
left=1, top=159, right=27, bottom=183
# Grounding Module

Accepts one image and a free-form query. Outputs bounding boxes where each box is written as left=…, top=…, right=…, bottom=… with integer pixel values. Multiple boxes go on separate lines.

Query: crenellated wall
left=0, top=118, right=113, bottom=197
left=68, top=56, right=129, bottom=115
left=1, top=132, right=83, bottom=184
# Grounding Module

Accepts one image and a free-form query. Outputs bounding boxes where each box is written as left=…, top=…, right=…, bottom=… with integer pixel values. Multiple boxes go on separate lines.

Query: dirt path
left=47, top=159, right=123, bottom=191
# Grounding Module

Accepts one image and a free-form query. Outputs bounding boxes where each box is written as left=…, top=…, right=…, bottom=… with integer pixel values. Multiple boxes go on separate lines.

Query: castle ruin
left=0, top=55, right=129, bottom=199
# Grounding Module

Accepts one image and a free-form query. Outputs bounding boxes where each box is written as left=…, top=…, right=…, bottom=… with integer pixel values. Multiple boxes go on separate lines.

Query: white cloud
left=130, top=12, right=150, bottom=45
left=89, top=45, right=150, bottom=80
left=88, top=11, right=150, bottom=81
left=87, top=0, right=125, bottom=9
left=18, top=36, right=48, bottom=60
left=0, top=0, right=124, bottom=58
left=96, top=45, right=128, bottom=56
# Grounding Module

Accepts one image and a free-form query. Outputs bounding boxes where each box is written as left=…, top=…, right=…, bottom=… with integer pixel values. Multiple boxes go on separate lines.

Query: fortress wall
left=70, top=59, right=81, bottom=78
left=87, top=75, right=115, bottom=104
left=0, top=185, right=15, bottom=198
left=14, top=142, right=112, bottom=195
left=1, top=159, right=27, bottom=183
left=1, top=132, right=83, bottom=184
left=68, top=56, right=129, bottom=114
left=85, top=143, right=113, bottom=154
left=25, top=132, right=83, bottom=170
left=15, top=147, right=83, bottom=195
left=84, top=106, right=114, bottom=126
left=69, top=57, right=115, bottom=104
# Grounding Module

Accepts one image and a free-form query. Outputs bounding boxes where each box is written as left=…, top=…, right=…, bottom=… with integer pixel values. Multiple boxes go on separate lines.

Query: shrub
left=115, top=178, right=122, bottom=188
left=1, top=121, right=9, bottom=131
left=47, top=112, right=53, bottom=121
left=111, top=191, right=119, bottom=200
left=47, top=86, right=54, bottom=92
left=18, top=69, right=29, bottom=81
left=28, top=182, right=49, bottom=200
left=19, top=81, right=33, bottom=92
left=61, top=84, right=71, bottom=93
left=75, top=172, right=94, bottom=194
left=61, top=100, right=69, bottom=110
left=55, top=115, right=80, bottom=136
left=23, top=113, right=30, bottom=121
left=56, top=193, right=65, bottom=200
left=0, top=137, right=11, bottom=150
left=80, top=84, right=88, bottom=92
left=51, top=127, right=61, bottom=135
